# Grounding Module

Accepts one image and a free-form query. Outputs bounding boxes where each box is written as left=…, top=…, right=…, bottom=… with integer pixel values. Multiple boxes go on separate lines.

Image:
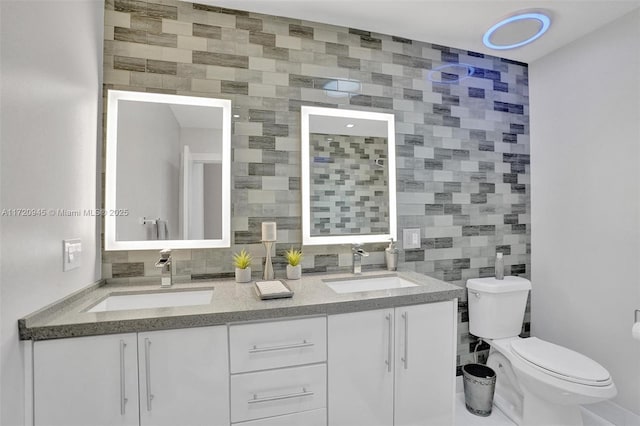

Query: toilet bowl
left=487, top=337, right=616, bottom=425
left=467, top=277, right=616, bottom=426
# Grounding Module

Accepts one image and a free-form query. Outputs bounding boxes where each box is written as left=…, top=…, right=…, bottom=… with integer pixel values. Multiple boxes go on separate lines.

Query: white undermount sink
left=323, top=275, right=418, bottom=294
left=87, top=289, right=214, bottom=312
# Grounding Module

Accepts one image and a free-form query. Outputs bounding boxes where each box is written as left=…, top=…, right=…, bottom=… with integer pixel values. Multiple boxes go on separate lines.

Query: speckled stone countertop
left=19, top=270, right=463, bottom=341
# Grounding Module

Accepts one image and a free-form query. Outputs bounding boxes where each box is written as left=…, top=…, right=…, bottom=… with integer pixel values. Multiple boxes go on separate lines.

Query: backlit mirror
left=301, top=106, right=397, bottom=245
left=105, top=90, right=231, bottom=250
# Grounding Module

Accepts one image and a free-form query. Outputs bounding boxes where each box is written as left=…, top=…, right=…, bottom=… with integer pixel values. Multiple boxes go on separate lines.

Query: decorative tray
left=254, top=280, right=294, bottom=300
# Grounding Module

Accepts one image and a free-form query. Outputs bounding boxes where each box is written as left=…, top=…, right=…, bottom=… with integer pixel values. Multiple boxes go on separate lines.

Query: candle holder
left=262, top=240, right=275, bottom=280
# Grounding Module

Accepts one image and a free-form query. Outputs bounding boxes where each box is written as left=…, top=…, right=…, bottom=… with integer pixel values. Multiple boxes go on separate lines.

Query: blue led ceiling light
left=428, top=63, right=475, bottom=84
left=483, top=12, right=551, bottom=50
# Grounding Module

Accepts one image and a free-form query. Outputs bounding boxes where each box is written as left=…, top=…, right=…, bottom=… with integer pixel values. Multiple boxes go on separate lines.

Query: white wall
left=116, top=102, right=180, bottom=241
left=179, top=127, right=222, bottom=154
left=0, top=1, right=103, bottom=425
left=530, top=8, right=640, bottom=416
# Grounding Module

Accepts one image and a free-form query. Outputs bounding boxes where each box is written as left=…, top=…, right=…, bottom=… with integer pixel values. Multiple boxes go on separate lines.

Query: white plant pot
left=286, top=264, right=302, bottom=280
left=235, top=267, right=252, bottom=283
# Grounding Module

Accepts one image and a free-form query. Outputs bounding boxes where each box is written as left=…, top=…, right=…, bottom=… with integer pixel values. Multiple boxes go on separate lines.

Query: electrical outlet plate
left=63, top=239, right=82, bottom=272
left=403, top=228, right=421, bottom=249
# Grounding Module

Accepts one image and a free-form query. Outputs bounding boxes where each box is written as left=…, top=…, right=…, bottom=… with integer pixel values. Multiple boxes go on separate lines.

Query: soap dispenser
left=385, top=238, right=399, bottom=271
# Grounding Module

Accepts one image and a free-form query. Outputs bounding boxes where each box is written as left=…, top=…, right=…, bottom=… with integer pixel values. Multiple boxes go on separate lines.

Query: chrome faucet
left=155, top=249, right=172, bottom=287
left=352, top=244, right=369, bottom=275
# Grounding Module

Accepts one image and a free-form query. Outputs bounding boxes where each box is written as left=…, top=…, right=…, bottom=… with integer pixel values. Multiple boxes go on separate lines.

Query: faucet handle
left=352, top=244, right=369, bottom=256
left=160, top=248, right=172, bottom=259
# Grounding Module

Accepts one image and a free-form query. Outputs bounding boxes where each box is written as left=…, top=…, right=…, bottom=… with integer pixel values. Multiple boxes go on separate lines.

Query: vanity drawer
left=230, top=364, right=326, bottom=423
left=232, top=408, right=326, bottom=426
left=229, top=316, right=326, bottom=373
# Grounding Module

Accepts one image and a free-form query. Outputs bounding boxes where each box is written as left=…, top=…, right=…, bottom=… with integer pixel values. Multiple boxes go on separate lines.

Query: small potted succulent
left=233, top=249, right=252, bottom=283
left=284, top=247, right=303, bottom=280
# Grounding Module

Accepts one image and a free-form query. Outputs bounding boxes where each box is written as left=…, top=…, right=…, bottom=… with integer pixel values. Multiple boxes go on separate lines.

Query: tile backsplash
left=102, top=0, right=530, bottom=368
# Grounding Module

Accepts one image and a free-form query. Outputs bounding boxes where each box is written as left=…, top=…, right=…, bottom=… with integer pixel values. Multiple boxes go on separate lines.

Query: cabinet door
left=394, top=301, right=456, bottom=426
left=138, top=325, right=229, bottom=426
left=328, top=309, right=394, bottom=426
left=34, top=333, right=139, bottom=426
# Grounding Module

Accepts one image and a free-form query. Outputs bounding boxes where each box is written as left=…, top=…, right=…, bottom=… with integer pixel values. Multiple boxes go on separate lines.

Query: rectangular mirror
left=105, top=90, right=231, bottom=250
left=301, top=106, right=397, bottom=245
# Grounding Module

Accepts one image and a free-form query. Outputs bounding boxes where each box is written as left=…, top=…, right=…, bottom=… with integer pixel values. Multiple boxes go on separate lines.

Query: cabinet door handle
left=248, top=340, right=314, bottom=353
left=248, top=388, right=314, bottom=404
left=144, top=337, right=154, bottom=411
left=119, top=339, right=128, bottom=415
left=385, top=313, right=392, bottom=372
left=401, top=311, right=409, bottom=370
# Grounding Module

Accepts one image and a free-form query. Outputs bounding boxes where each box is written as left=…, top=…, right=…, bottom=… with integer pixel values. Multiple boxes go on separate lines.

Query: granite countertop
left=19, top=270, right=463, bottom=341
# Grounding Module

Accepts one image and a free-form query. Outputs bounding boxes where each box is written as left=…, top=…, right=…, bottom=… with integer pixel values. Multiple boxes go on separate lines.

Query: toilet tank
left=467, top=276, right=531, bottom=339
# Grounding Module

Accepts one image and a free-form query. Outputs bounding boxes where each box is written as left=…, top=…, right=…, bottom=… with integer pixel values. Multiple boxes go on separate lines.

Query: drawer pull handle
left=248, top=340, right=314, bottom=354
left=248, top=388, right=314, bottom=404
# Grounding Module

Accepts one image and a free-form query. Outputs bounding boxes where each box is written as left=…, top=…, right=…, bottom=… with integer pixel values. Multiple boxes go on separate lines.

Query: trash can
left=462, top=363, right=496, bottom=417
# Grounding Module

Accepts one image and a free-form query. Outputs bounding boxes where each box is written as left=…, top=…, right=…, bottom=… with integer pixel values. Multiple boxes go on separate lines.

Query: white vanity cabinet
left=394, top=302, right=457, bottom=426
left=33, top=326, right=229, bottom=426
left=137, top=326, right=229, bottom=426
left=34, top=333, right=140, bottom=426
left=328, top=308, right=394, bottom=426
left=31, top=297, right=458, bottom=426
left=229, top=316, right=327, bottom=425
left=328, top=301, right=457, bottom=426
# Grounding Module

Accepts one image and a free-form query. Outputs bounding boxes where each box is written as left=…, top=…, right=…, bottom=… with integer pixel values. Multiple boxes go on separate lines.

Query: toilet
left=466, top=276, right=617, bottom=426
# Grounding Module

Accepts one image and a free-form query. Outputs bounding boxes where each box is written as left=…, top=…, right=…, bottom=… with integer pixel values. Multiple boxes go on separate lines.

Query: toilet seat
left=510, top=337, right=612, bottom=387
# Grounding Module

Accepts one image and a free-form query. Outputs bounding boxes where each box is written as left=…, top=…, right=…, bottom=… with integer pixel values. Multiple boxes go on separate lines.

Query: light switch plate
left=403, top=228, right=421, bottom=249
left=63, top=239, right=82, bottom=272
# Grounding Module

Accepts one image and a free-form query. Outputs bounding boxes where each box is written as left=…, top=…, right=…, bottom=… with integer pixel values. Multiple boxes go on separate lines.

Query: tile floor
left=455, top=392, right=514, bottom=426
left=454, top=392, right=615, bottom=426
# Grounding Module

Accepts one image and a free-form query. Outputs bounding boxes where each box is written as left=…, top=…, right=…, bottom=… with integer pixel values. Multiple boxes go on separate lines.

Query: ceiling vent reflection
left=323, top=79, right=362, bottom=98
left=428, top=63, right=475, bottom=84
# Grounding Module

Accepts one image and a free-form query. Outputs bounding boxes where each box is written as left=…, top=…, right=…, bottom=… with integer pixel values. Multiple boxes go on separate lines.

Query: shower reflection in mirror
left=301, top=106, right=397, bottom=246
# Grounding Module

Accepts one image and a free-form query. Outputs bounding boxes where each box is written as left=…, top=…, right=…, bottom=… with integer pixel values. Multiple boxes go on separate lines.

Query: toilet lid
left=511, top=338, right=611, bottom=385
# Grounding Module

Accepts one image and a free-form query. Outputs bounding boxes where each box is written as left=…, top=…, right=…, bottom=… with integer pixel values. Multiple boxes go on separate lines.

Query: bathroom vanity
left=20, top=271, right=462, bottom=426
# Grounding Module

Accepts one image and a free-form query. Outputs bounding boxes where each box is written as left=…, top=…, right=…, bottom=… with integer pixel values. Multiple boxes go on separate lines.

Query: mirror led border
left=301, top=106, right=397, bottom=246
left=105, top=90, right=232, bottom=250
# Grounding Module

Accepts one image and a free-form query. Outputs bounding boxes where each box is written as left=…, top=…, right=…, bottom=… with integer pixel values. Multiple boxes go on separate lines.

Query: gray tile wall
left=102, top=0, right=530, bottom=370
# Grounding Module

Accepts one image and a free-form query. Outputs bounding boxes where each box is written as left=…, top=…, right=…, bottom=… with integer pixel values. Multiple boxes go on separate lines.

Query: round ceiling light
left=483, top=12, right=551, bottom=50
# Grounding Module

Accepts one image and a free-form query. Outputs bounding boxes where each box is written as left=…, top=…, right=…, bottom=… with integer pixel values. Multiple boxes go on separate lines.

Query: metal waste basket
left=462, top=363, right=496, bottom=417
